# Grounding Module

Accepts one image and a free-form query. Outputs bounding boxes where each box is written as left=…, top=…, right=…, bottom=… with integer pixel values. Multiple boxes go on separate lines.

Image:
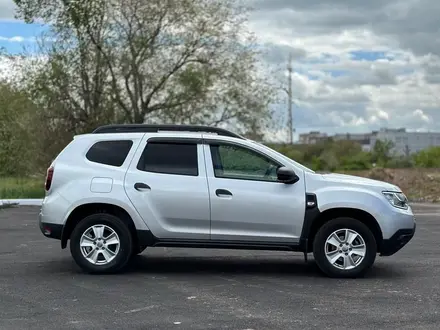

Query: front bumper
left=380, top=222, right=416, bottom=256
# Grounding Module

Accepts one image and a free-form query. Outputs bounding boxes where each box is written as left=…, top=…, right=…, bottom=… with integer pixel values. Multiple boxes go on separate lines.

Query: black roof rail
left=92, top=124, right=244, bottom=139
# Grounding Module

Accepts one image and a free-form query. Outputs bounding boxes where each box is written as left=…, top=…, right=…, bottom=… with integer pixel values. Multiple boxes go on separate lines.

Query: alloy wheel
left=324, top=228, right=366, bottom=270
left=79, top=224, right=121, bottom=265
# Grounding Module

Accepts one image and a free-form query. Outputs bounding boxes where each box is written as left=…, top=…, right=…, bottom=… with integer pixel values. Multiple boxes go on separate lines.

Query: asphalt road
left=0, top=205, right=439, bottom=330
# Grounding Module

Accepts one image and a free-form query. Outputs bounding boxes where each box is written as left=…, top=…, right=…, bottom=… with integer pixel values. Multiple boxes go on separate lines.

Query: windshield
left=248, top=140, right=315, bottom=173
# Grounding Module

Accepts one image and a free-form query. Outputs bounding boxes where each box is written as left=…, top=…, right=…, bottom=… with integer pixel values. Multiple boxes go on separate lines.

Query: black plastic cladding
left=299, top=193, right=320, bottom=251
left=92, top=124, right=245, bottom=139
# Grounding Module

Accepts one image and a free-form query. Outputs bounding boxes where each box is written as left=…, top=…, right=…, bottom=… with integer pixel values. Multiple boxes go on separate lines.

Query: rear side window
left=86, top=140, right=133, bottom=167
left=137, top=141, right=198, bottom=176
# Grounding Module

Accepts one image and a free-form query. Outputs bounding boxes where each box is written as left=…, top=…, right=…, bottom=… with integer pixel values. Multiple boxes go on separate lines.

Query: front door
left=204, top=141, right=306, bottom=243
left=124, top=136, right=211, bottom=240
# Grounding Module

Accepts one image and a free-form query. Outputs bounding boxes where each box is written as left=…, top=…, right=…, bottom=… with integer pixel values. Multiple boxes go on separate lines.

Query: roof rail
left=92, top=124, right=244, bottom=139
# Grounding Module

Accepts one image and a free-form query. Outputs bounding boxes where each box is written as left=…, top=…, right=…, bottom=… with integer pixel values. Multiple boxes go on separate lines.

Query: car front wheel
left=313, top=217, right=377, bottom=278
left=70, top=213, right=133, bottom=274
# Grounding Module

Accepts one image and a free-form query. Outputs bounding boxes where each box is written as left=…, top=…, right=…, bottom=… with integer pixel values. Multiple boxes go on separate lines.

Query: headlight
left=382, top=191, right=408, bottom=209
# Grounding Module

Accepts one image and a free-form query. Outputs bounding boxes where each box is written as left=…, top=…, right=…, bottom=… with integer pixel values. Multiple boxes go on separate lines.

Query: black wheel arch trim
left=299, top=193, right=389, bottom=254
left=59, top=203, right=142, bottom=249
left=299, top=193, right=320, bottom=252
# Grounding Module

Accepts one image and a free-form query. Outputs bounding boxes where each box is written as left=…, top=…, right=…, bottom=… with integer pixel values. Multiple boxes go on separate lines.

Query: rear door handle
left=134, top=182, right=151, bottom=191
left=216, top=189, right=232, bottom=197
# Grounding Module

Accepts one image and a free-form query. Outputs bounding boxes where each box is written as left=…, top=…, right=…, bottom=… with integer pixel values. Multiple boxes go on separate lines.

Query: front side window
left=210, top=143, right=281, bottom=181
left=137, top=141, right=198, bottom=176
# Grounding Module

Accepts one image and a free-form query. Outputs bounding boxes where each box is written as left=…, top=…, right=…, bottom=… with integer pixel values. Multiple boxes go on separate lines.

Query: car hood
left=318, top=172, right=401, bottom=192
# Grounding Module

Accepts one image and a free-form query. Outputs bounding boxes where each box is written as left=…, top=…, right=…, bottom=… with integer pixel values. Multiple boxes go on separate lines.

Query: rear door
left=124, top=135, right=211, bottom=240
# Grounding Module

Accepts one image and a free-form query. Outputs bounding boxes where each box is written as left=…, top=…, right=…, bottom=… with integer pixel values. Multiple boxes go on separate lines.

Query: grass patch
left=0, top=177, right=45, bottom=199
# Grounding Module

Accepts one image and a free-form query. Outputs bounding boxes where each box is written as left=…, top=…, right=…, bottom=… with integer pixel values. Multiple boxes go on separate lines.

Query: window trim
left=85, top=139, right=134, bottom=167
left=136, top=138, right=200, bottom=177
left=146, top=137, right=203, bottom=144
left=207, top=140, right=284, bottom=183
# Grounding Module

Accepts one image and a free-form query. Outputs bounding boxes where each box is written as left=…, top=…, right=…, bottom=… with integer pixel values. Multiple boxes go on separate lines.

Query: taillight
left=45, top=166, right=54, bottom=191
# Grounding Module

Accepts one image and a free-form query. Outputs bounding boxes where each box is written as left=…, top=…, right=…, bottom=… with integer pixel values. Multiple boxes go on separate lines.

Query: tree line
left=270, top=139, right=440, bottom=172
left=1, top=0, right=278, bottom=176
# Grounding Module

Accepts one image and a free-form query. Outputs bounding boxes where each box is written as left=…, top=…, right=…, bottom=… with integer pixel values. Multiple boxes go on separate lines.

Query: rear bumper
left=380, top=222, right=416, bottom=256
left=39, top=211, right=63, bottom=240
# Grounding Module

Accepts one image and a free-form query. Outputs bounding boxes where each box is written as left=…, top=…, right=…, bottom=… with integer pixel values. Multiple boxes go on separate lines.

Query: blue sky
left=0, top=21, right=47, bottom=53
left=350, top=50, right=387, bottom=61
left=1, top=0, right=440, bottom=142
left=0, top=22, right=395, bottom=63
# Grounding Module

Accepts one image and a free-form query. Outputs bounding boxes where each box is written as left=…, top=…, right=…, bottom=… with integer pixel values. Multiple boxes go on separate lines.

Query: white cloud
left=413, top=109, right=430, bottom=123
left=246, top=0, right=440, bottom=139
left=0, top=36, right=35, bottom=42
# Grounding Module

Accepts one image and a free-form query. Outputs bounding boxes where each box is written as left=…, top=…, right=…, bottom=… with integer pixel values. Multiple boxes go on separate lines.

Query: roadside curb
left=0, top=199, right=43, bottom=206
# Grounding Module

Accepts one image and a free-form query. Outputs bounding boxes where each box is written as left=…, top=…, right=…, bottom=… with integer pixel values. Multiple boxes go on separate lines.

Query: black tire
left=313, top=217, right=377, bottom=278
left=70, top=213, right=133, bottom=274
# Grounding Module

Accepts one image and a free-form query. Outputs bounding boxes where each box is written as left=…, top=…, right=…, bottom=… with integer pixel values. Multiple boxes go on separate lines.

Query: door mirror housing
left=277, top=166, right=299, bottom=184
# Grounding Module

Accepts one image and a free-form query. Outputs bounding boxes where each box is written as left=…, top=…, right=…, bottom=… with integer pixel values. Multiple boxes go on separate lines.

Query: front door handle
left=216, top=189, right=232, bottom=197
left=134, top=182, right=151, bottom=191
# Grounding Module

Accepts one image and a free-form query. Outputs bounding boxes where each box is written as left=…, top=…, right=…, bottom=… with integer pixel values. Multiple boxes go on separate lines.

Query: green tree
left=371, top=139, right=394, bottom=167
left=0, top=82, right=37, bottom=176
left=13, top=0, right=276, bottom=138
left=413, top=147, right=440, bottom=168
left=337, top=151, right=370, bottom=170
left=319, top=150, right=339, bottom=171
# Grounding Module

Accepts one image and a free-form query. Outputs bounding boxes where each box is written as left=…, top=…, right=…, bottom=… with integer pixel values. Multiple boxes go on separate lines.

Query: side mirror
left=277, top=166, right=299, bottom=184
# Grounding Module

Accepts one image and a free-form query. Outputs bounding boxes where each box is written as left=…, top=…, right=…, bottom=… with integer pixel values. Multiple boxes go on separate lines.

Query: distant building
left=298, top=131, right=373, bottom=150
left=370, top=128, right=440, bottom=155
left=298, top=131, right=328, bottom=144
left=298, top=127, right=440, bottom=155
left=332, top=133, right=373, bottom=151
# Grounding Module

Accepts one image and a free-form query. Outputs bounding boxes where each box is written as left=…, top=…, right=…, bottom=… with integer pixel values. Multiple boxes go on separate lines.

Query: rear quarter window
left=86, top=140, right=133, bottom=167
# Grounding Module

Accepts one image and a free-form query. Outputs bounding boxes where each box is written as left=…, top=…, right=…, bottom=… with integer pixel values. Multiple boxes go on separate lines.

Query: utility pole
left=287, top=53, right=293, bottom=144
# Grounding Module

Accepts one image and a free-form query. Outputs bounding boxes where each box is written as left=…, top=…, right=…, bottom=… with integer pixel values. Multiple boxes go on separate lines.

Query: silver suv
left=39, top=124, right=416, bottom=278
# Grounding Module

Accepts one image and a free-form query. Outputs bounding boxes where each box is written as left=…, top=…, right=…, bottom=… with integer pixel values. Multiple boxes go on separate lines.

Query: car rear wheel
left=70, top=213, right=133, bottom=274
left=313, top=217, right=377, bottom=278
